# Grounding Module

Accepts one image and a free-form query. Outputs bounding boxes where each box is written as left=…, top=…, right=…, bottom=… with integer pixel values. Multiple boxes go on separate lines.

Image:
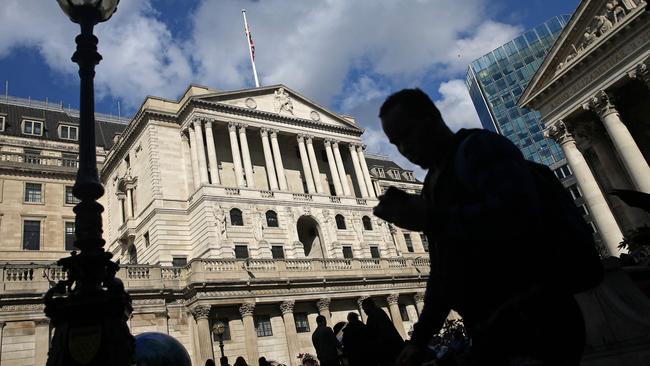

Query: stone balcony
left=0, top=150, right=78, bottom=175
left=0, top=257, right=430, bottom=296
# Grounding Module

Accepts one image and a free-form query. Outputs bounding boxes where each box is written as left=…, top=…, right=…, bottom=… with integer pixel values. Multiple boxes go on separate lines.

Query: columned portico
left=191, top=305, right=214, bottom=364
left=193, top=120, right=210, bottom=185
left=387, top=293, right=406, bottom=339
left=270, top=130, right=288, bottom=190
left=546, top=120, right=624, bottom=255
left=324, top=140, right=343, bottom=196
left=306, top=136, right=325, bottom=194
left=203, top=119, right=221, bottom=185
left=228, top=123, right=246, bottom=187
left=332, top=142, right=351, bottom=196
left=260, top=128, right=279, bottom=190
left=239, top=302, right=259, bottom=363
left=239, top=124, right=255, bottom=188
left=357, top=145, right=376, bottom=198
left=297, top=135, right=316, bottom=194
left=584, top=90, right=650, bottom=193
left=349, top=143, right=368, bottom=197
left=280, top=300, right=300, bottom=366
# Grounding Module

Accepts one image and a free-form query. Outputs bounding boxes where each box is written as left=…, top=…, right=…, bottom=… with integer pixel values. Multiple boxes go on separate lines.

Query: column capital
left=192, top=117, right=203, bottom=127
left=324, top=138, right=333, bottom=146
left=0, top=320, right=6, bottom=328
left=280, top=300, right=295, bottom=315
left=191, top=305, right=211, bottom=320
left=304, top=135, right=315, bottom=144
left=269, top=129, right=280, bottom=137
left=628, top=60, right=650, bottom=86
left=239, top=301, right=256, bottom=317
left=331, top=140, right=340, bottom=148
left=583, top=90, right=617, bottom=117
left=544, top=120, right=575, bottom=145
left=413, top=292, right=425, bottom=304
left=316, top=297, right=331, bottom=312
left=228, top=122, right=238, bottom=132
left=356, top=295, right=370, bottom=308
left=238, top=123, right=249, bottom=131
left=34, top=318, right=50, bottom=326
left=260, top=127, right=269, bottom=137
left=202, top=117, right=216, bottom=127
left=297, top=134, right=306, bottom=142
left=387, top=293, right=400, bottom=306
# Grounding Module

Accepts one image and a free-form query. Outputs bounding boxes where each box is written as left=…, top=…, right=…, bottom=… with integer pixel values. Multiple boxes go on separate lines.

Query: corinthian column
left=306, top=136, right=324, bottom=194
left=260, top=128, right=279, bottom=190
left=187, top=128, right=200, bottom=188
left=203, top=119, right=220, bottom=185
left=270, top=130, right=288, bottom=190
left=629, top=60, right=650, bottom=90
left=332, top=142, right=351, bottom=196
left=239, top=302, right=259, bottom=362
left=280, top=300, right=300, bottom=366
left=413, top=292, right=425, bottom=316
left=191, top=305, right=214, bottom=364
left=228, top=123, right=245, bottom=187
left=357, top=145, right=376, bottom=197
left=546, top=120, right=624, bottom=255
left=349, top=143, right=368, bottom=197
left=387, top=293, right=406, bottom=339
left=193, top=120, right=210, bottom=185
left=316, top=297, right=332, bottom=326
left=324, top=140, right=343, bottom=196
left=584, top=90, right=650, bottom=193
left=239, top=124, right=255, bottom=188
left=297, top=135, right=316, bottom=193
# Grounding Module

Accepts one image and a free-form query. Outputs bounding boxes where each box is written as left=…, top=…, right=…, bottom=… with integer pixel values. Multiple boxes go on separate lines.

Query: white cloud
left=435, top=79, right=483, bottom=131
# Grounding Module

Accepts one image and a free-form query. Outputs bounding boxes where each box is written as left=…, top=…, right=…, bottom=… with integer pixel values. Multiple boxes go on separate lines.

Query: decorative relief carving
left=414, top=292, right=425, bottom=303
left=387, top=293, right=400, bottom=306
left=245, top=97, right=257, bottom=109
left=280, top=300, right=295, bottom=314
left=274, top=87, right=294, bottom=115
left=190, top=305, right=211, bottom=320
left=310, top=110, right=320, bottom=121
left=239, top=301, right=256, bottom=317
left=316, top=297, right=331, bottom=311
left=0, top=304, right=45, bottom=312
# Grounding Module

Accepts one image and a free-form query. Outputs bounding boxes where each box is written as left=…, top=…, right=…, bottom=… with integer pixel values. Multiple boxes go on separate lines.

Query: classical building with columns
left=519, top=0, right=650, bottom=256
left=0, top=85, right=427, bottom=365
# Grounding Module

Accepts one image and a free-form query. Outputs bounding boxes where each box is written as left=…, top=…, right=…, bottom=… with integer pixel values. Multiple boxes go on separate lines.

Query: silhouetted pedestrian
left=258, top=356, right=270, bottom=366
left=234, top=356, right=248, bottom=366
left=342, top=313, right=375, bottom=366
left=206, top=359, right=216, bottom=366
left=375, top=88, right=603, bottom=365
left=361, top=298, right=405, bottom=365
left=311, top=315, right=340, bottom=366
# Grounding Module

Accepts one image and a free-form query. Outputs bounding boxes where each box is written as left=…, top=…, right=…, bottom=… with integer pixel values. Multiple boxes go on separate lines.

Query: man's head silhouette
left=360, top=297, right=377, bottom=314
left=379, top=88, right=453, bottom=169
left=316, top=315, right=327, bottom=326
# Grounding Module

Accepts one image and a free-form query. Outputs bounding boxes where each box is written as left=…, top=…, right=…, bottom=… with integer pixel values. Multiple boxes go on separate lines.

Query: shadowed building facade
left=0, top=86, right=427, bottom=365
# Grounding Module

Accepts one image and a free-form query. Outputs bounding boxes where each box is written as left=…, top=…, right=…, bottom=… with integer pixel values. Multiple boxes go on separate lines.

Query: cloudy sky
left=0, top=0, right=577, bottom=178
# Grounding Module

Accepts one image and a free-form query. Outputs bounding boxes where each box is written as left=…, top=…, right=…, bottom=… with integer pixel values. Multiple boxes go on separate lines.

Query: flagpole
left=242, top=9, right=260, bottom=88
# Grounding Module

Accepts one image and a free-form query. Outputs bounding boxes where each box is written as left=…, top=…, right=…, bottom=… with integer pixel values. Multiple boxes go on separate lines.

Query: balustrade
left=0, top=151, right=78, bottom=169
left=292, top=193, right=313, bottom=201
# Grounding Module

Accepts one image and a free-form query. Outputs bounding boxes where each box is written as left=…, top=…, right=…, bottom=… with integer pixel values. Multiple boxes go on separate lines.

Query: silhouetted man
left=312, top=315, right=340, bottom=366
left=374, top=89, right=603, bottom=365
left=342, top=313, right=374, bottom=366
left=361, top=298, right=405, bottom=366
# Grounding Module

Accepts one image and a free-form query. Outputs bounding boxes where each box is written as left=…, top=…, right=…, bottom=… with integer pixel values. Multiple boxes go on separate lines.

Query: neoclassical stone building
left=519, top=0, right=650, bottom=256
left=0, top=85, right=428, bottom=365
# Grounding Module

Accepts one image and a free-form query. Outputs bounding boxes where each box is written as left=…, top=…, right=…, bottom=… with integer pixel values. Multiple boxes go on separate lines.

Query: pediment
left=519, top=0, right=647, bottom=108
left=193, top=84, right=361, bottom=131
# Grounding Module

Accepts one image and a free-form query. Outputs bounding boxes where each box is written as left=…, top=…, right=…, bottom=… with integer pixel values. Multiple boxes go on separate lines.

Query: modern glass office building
left=465, top=15, right=571, bottom=166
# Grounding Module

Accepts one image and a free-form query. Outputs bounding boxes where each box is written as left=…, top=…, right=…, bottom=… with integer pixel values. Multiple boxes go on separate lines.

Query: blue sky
left=0, top=0, right=578, bottom=176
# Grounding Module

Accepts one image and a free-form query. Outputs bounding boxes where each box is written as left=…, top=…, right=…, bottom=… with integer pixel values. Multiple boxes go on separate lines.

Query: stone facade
left=0, top=85, right=427, bottom=365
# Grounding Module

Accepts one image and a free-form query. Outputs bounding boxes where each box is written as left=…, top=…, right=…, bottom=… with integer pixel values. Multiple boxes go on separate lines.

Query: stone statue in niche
left=606, top=0, right=627, bottom=23
left=593, top=15, right=613, bottom=36
left=274, top=87, right=294, bottom=115
left=252, top=209, right=264, bottom=241
left=352, top=214, right=364, bottom=243
left=214, top=205, right=228, bottom=240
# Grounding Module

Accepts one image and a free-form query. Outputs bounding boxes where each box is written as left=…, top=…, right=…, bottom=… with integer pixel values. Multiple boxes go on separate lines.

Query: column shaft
left=357, top=296, right=369, bottom=323
left=34, top=320, right=50, bottom=366
left=239, top=125, right=255, bottom=187
left=126, top=188, right=134, bottom=218
left=0, top=322, right=5, bottom=366
left=317, top=298, right=332, bottom=326
left=333, top=143, right=351, bottom=196
left=192, top=306, right=214, bottom=364
left=261, top=129, right=279, bottom=190
left=349, top=144, right=368, bottom=197
left=281, top=301, right=300, bottom=366
left=204, top=120, right=221, bottom=185
left=187, top=129, right=201, bottom=189
left=325, top=141, right=343, bottom=196
left=306, top=137, right=324, bottom=193
left=194, top=121, right=210, bottom=185
left=387, top=294, right=406, bottom=339
left=297, top=136, right=316, bottom=193
left=229, top=123, right=246, bottom=187
left=270, top=131, right=288, bottom=190
left=240, top=302, right=259, bottom=363
left=357, top=146, right=376, bottom=197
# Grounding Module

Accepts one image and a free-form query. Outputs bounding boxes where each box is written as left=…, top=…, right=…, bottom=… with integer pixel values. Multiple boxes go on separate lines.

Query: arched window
left=362, top=216, right=373, bottom=231
left=266, top=210, right=279, bottom=227
left=230, top=208, right=243, bottom=226
left=335, top=214, right=346, bottom=230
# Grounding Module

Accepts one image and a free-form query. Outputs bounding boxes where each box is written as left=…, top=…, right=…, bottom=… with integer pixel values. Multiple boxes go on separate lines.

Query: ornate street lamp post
left=45, top=1, right=134, bottom=365
left=213, top=321, right=229, bottom=366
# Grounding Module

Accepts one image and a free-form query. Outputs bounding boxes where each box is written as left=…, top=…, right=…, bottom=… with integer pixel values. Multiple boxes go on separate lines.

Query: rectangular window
left=65, top=186, right=79, bottom=205
left=144, top=232, right=150, bottom=247
left=24, top=183, right=43, bottom=203
left=399, top=304, right=410, bottom=321
left=172, top=257, right=187, bottom=267
left=62, top=153, right=78, bottom=168
left=370, top=246, right=381, bottom=259
left=212, top=318, right=231, bottom=341
left=59, top=125, right=78, bottom=140
left=0, top=116, right=5, bottom=131
left=271, top=245, right=285, bottom=259
left=376, top=168, right=385, bottom=178
left=64, top=221, right=76, bottom=251
left=255, top=315, right=273, bottom=337
left=404, top=234, right=414, bottom=252
left=23, top=220, right=41, bottom=250
left=294, top=313, right=310, bottom=333
left=420, top=234, right=429, bottom=252
left=23, top=120, right=43, bottom=136
left=235, top=245, right=249, bottom=259
left=342, top=246, right=354, bottom=259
